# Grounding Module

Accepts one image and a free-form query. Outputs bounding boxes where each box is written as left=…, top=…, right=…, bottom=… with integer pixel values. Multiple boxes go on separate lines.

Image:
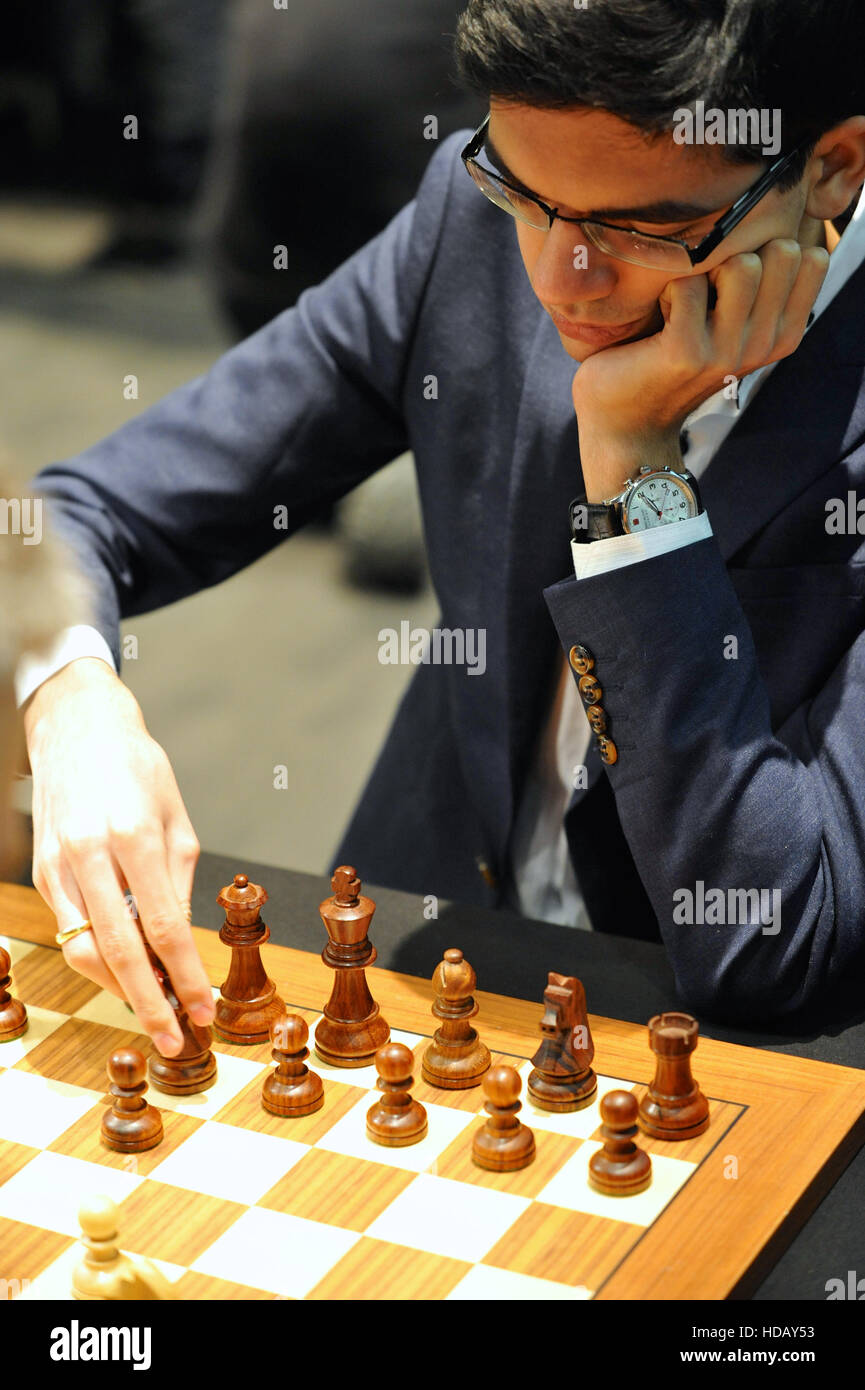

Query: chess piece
left=214, top=874, right=286, bottom=1044
left=472, top=1064, right=535, bottom=1172
left=421, top=948, right=490, bottom=1089
left=367, top=1042, right=428, bottom=1146
left=589, top=1090, right=652, bottom=1195
left=262, top=1012, right=324, bottom=1116
left=528, top=973, right=596, bottom=1111
left=140, top=931, right=218, bottom=1095
left=0, top=946, right=27, bottom=1042
left=101, top=1048, right=164, bottom=1153
left=638, top=1011, right=710, bottom=1140
left=72, top=1195, right=175, bottom=1300
left=314, top=866, right=390, bottom=1067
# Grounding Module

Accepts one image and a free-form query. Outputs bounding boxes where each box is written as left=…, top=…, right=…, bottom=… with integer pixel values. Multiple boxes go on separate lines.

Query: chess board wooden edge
left=3, top=880, right=865, bottom=1301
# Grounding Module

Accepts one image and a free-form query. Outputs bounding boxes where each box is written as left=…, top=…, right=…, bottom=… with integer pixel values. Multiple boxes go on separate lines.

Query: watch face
left=623, top=472, right=698, bottom=532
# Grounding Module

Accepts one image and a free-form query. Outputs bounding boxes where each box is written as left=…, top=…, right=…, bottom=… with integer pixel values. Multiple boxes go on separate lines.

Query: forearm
left=544, top=537, right=862, bottom=1025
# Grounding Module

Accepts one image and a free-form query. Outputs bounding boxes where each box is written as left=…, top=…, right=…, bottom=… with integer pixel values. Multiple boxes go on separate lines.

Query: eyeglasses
left=461, top=113, right=805, bottom=272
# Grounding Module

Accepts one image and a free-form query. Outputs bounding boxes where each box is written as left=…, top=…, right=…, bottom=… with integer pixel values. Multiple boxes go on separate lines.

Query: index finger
left=118, top=834, right=215, bottom=1029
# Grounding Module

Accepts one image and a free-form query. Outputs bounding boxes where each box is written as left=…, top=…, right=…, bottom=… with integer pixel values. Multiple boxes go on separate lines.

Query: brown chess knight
left=528, top=973, right=597, bottom=1111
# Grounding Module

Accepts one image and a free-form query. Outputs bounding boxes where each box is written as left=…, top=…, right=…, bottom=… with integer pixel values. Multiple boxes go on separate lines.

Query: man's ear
left=804, top=116, right=865, bottom=222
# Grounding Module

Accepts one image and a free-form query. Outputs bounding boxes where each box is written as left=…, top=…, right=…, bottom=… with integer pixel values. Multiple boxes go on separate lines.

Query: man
left=18, top=0, right=865, bottom=1051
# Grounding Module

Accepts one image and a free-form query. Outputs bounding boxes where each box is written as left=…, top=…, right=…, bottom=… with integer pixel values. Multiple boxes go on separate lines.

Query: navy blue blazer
left=34, top=132, right=865, bottom=1026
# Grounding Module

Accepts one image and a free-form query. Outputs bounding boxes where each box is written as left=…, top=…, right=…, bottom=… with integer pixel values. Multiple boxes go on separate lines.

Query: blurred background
left=1, top=0, right=482, bottom=875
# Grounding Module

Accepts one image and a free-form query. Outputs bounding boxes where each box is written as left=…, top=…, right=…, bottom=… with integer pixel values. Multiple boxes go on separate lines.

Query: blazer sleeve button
left=597, top=736, right=618, bottom=765
left=568, top=644, right=595, bottom=676
left=578, top=674, right=602, bottom=705
left=586, top=704, right=607, bottom=733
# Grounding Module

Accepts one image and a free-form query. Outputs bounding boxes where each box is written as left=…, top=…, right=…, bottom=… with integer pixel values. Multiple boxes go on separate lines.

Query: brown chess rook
left=367, top=1042, right=428, bottom=1146
left=140, top=930, right=218, bottom=1095
left=262, top=1012, right=324, bottom=1116
left=638, top=1011, right=710, bottom=1140
left=472, top=1064, right=536, bottom=1172
left=421, top=948, right=490, bottom=1089
left=214, top=874, right=286, bottom=1044
left=0, top=946, right=27, bottom=1042
left=101, top=1048, right=164, bottom=1153
left=314, top=866, right=390, bottom=1067
left=528, top=972, right=597, bottom=1111
left=589, top=1090, right=652, bottom=1195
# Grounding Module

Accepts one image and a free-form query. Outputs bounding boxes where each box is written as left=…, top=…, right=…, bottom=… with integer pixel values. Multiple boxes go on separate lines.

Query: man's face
left=487, top=103, right=815, bottom=362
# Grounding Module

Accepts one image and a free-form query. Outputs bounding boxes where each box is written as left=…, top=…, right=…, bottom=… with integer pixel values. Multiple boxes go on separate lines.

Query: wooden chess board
left=2, top=883, right=865, bottom=1301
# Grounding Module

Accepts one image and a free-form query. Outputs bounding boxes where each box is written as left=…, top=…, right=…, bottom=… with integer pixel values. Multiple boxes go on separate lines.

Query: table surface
left=11, top=835, right=865, bottom=1300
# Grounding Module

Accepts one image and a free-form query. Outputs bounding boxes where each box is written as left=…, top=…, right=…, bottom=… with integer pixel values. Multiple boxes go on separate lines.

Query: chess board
left=2, top=883, right=865, bottom=1302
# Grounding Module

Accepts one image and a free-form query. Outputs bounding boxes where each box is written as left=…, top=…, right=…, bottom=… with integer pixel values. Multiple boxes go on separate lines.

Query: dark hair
left=454, top=0, right=865, bottom=190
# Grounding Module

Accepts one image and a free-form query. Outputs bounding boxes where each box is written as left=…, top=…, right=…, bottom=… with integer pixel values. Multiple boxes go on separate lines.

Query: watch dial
left=624, top=475, right=697, bottom=532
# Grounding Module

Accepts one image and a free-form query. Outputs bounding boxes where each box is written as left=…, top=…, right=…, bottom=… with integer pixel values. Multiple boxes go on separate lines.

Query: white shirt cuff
left=571, top=512, right=713, bottom=579
left=14, top=625, right=117, bottom=709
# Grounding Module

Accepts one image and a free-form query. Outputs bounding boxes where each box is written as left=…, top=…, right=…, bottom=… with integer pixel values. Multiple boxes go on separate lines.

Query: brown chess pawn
left=366, top=1042, right=428, bottom=1147
left=421, top=948, right=490, bottom=1089
left=141, top=931, right=218, bottom=1096
left=314, top=866, right=390, bottom=1068
left=528, top=973, right=596, bottom=1111
left=101, top=1048, right=164, bottom=1153
left=638, top=1012, right=710, bottom=1140
left=214, top=874, right=286, bottom=1044
left=0, top=946, right=27, bottom=1042
left=262, top=1013, right=324, bottom=1117
left=589, top=1090, right=652, bottom=1196
left=472, top=1064, right=535, bottom=1172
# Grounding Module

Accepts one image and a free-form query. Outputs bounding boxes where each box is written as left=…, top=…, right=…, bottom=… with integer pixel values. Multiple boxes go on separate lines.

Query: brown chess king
left=314, top=866, right=390, bottom=1068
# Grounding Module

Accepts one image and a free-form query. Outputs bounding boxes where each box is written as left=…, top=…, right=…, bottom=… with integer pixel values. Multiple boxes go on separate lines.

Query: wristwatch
left=570, top=463, right=703, bottom=543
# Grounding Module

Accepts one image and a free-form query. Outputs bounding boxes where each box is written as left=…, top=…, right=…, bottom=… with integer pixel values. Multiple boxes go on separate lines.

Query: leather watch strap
left=584, top=502, right=622, bottom=542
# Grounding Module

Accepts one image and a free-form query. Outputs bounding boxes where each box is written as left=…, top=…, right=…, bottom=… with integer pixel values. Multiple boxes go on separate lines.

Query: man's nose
left=532, top=219, right=617, bottom=303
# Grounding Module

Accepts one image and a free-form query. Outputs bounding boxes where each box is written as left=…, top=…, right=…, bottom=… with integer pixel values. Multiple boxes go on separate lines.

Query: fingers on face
left=712, top=240, right=827, bottom=370
left=709, top=251, right=763, bottom=351
left=744, top=240, right=804, bottom=357
left=773, top=246, right=830, bottom=355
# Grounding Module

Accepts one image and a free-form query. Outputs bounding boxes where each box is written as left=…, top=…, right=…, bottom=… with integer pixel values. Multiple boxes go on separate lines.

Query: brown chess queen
left=214, top=874, right=286, bottom=1045
left=314, top=867, right=390, bottom=1068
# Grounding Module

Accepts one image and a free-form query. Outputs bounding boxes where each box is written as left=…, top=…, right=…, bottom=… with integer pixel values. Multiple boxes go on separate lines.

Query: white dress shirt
left=508, top=182, right=865, bottom=927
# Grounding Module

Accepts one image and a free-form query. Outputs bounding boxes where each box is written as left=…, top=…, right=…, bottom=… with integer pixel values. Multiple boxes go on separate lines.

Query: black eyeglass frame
left=461, top=113, right=807, bottom=267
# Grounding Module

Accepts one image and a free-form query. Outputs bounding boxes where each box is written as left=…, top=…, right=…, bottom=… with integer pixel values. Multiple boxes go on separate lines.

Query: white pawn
left=72, top=1195, right=175, bottom=1300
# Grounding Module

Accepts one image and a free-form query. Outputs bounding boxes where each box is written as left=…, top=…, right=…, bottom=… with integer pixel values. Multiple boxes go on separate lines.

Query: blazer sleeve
left=543, top=532, right=865, bottom=1026
left=30, top=134, right=461, bottom=668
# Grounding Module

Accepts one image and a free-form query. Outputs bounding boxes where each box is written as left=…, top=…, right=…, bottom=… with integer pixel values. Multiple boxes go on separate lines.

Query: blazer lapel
left=698, top=256, right=865, bottom=561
